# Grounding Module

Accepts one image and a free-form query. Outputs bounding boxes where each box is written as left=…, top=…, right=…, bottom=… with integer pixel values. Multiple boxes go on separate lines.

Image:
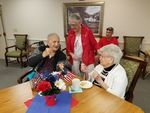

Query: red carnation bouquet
left=33, top=71, right=67, bottom=106
left=36, top=80, right=51, bottom=91
left=36, top=77, right=66, bottom=96
left=36, top=80, right=60, bottom=96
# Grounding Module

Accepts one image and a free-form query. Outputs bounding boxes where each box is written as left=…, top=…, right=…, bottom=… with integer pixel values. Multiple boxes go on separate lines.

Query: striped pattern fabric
left=31, top=73, right=43, bottom=89
left=62, top=71, right=76, bottom=83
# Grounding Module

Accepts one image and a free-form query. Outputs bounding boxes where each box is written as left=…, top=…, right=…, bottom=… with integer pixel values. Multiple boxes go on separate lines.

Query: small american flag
left=31, top=73, right=43, bottom=89
left=62, top=71, right=76, bottom=83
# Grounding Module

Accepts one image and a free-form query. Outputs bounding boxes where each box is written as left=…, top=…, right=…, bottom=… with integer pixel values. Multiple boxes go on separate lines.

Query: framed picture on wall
left=63, top=2, right=104, bottom=38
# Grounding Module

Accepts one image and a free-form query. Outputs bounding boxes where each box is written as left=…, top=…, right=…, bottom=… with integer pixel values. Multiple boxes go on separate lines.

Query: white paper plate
left=80, top=81, right=93, bottom=89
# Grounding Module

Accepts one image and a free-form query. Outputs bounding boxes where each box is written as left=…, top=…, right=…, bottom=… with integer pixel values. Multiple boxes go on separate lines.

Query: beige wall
left=0, top=0, right=150, bottom=59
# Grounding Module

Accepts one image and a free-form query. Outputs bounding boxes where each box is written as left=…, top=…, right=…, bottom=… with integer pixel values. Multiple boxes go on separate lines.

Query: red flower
left=36, top=81, right=52, bottom=92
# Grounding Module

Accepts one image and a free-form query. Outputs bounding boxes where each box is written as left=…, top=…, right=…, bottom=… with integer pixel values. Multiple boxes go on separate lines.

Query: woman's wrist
left=84, top=72, right=89, bottom=80
left=69, top=52, right=74, bottom=57
left=100, top=81, right=109, bottom=90
left=42, top=51, right=48, bottom=57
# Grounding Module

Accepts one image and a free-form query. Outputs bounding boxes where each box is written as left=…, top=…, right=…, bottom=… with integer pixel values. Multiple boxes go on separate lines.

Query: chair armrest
left=140, top=50, right=147, bottom=61
left=15, top=46, right=24, bottom=51
left=140, top=50, right=146, bottom=56
left=61, top=48, right=66, bottom=52
left=17, top=69, right=33, bottom=84
left=5, top=45, right=16, bottom=52
left=27, top=41, right=45, bottom=56
left=61, top=48, right=71, bottom=60
left=5, top=45, right=16, bottom=51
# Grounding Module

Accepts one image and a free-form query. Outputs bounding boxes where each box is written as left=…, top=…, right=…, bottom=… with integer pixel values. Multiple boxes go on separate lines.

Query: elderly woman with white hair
left=81, top=44, right=128, bottom=99
left=28, top=33, right=66, bottom=75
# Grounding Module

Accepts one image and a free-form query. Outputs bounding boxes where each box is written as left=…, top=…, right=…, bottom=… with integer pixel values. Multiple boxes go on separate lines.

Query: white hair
left=47, top=33, right=60, bottom=41
left=69, top=13, right=82, bottom=23
left=98, top=44, right=123, bottom=64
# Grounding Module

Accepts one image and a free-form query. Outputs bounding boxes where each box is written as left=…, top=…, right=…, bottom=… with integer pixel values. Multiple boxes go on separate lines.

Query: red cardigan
left=66, top=25, right=97, bottom=66
left=97, top=36, right=119, bottom=49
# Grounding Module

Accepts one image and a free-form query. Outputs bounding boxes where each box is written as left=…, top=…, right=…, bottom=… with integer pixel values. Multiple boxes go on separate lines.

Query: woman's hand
left=95, top=75, right=103, bottom=84
left=80, top=63, right=87, bottom=73
left=70, top=53, right=79, bottom=60
left=92, top=71, right=99, bottom=79
left=57, top=62, right=64, bottom=70
left=81, top=63, right=89, bottom=80
left=42, top=48, right=50, bottom=57
left=95, top=75, right=108, bottom=90
left=42, top=48, right=55, bottom=58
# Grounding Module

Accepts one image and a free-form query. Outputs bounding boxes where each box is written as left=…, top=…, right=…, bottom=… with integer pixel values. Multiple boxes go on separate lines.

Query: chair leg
left=20, top=57, right=23, bottom=67
left=5, top=56, right=8, bottom=66
left=144, top=72, right=150, bottom=79
left=128, top=95, right=133, bottom=103
left=142, top=62, right=147, bottom=79
left=17, top=58, right=19, bottom=63
left=125, top=93, right=133, bottom=103
left=21, top=56, right=28, bottom=67
left=24, top=56, right=28, bottom=67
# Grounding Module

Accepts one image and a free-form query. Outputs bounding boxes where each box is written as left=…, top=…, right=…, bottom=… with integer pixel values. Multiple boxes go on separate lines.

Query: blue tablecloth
left=26, top=91, right=72, bottom=113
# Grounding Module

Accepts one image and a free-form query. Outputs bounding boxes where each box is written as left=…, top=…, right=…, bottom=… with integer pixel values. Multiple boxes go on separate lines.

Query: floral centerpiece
left=36, top=72, right=66, bottom=106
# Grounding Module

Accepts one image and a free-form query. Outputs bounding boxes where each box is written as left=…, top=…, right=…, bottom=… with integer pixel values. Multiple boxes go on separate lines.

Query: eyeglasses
left=69, top=23, right=78, bottom=27
left=98, top=54, right=110, bottom=59
left=106, top=27, right=114, bottom=32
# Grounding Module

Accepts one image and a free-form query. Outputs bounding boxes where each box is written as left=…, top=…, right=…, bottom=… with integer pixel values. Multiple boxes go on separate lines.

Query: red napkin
left=71, top=97, right=79, bottom=107
left=24, top=97, right=78, bottom=108
left=24, top=98, right=33, bottom=108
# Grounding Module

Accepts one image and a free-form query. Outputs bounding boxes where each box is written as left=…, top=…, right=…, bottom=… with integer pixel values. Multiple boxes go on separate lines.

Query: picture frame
left=63, top=2, right=104, bottom=38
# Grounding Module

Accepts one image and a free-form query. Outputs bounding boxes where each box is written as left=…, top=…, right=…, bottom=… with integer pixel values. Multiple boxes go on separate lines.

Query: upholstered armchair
left=5, top=34, right=28, bottom=67
left=123, top=36, right=146, bottom=57
left=120, top=56, right=146, bottom=102
left=123, top=36, right=147, bottom=79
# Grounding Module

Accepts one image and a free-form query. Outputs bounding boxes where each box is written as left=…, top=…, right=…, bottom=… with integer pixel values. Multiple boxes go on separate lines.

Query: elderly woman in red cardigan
left=66, top=13, right=98, bottom=77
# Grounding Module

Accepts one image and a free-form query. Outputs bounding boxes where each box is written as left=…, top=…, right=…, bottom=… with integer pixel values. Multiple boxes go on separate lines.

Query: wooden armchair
left=123, top=36, right=147, bottom=79
left=5, top=34, right=28, bottom=67
left=120, top=56, right=146, bottom=102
